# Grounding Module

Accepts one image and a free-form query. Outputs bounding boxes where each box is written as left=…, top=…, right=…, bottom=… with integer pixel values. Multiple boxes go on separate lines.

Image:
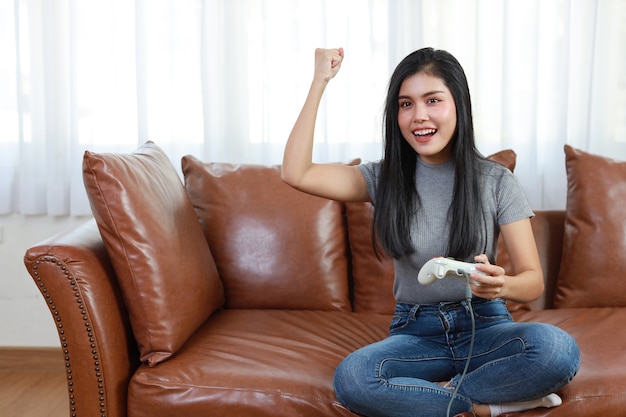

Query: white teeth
left=414, top=129, right=436, bottom=136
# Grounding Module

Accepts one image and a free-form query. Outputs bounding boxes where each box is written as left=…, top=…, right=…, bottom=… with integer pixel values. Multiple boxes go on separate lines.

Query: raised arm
left=281, top=48, right=370, bottom=202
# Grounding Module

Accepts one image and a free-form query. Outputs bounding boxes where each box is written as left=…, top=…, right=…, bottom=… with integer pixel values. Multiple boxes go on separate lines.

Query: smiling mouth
left=413, top=129, right=437, bottom=141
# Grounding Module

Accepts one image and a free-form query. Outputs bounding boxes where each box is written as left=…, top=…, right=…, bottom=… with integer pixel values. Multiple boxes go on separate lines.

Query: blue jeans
left=334, top=299, right=580, bottom=417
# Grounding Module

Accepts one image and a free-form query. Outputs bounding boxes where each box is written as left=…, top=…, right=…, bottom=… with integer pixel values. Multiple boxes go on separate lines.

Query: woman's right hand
left=314, top=48, right=344, bottom=83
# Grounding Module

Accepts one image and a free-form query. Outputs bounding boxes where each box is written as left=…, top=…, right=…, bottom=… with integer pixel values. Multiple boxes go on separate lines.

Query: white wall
left=0, top=214, right=92, bottom=346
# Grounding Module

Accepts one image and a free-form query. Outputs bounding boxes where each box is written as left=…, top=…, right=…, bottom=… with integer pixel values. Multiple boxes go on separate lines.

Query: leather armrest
left=24, top=219, right=138, bottom=417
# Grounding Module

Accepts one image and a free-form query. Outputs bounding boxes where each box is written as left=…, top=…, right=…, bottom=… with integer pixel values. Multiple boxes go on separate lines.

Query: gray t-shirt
left=358, top=157, right=533, bottom=304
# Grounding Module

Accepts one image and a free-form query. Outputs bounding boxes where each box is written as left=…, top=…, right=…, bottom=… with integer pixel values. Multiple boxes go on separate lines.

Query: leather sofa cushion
left=346, top=149, right=520, bottom=314
left=182, top=156, right=351, bottom=311
left=344, top=201, right=396, bottom=314
left=512, top=307, right=626, bottom=416
left=128, top=309, right=389, bottom=417
left=83, top=141, right=224, bottom=366
left=525, top=210, right=566, bottom=310
left=555, top=145, right=626, bottom=308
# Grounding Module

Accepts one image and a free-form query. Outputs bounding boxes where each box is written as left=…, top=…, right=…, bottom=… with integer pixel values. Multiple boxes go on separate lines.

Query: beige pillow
left=83, top=141, right=224, bottom=366
left=555, top=145, right=626, bottom=308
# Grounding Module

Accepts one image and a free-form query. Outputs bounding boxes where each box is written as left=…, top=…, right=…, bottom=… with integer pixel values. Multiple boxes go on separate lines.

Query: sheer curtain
left=0, top=0, right=624, bottom=216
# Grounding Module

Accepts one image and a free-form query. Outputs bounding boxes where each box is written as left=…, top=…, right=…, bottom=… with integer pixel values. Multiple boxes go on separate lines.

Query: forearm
left=283, top=48, right=344, bottom=187
left=481, top=219, right=545, bottom=304
left=499, top=269, right=544, bottom=304
left=472, top=250, right=544, bottom=304
left=281, top=48, right=368, bottom=201
left=281, top=79, right=328, bottom=186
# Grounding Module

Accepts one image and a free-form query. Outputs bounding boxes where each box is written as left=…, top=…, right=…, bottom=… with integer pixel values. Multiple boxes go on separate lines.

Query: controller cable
left=446, top=270, right=476, bottom=417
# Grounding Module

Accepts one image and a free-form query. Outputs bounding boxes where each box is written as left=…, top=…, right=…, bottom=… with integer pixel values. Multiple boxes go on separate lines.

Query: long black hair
left=373, top=47, right=485, bottom=260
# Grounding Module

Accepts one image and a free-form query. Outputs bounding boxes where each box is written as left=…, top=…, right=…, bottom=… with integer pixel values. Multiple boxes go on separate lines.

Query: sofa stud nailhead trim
left=31, top=257, right=106, bottom=417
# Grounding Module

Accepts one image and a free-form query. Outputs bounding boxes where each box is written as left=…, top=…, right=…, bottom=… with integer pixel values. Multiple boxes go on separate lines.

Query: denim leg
left=455, top=320, right=580, bottom=404
left=333, top=300, right=580, bottom=417
left=334, top=304, right=474, bottom=417
left=333, top=334, right=473, bottom=417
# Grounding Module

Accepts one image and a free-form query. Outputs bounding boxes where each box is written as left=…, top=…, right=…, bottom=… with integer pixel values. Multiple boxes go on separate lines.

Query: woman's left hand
left=469, top=254, right=507, bottom=300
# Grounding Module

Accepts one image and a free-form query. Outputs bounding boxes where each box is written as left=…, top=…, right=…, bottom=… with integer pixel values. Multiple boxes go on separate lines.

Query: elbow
left=535, top=273, right=546, bottom=300
left=528, top=283, right=545, bottom=303
left=527, top=269, right=546, bottom=302
left=279, top=166, right=290, bottom=184
left=280, top=166, right=301, bottom=189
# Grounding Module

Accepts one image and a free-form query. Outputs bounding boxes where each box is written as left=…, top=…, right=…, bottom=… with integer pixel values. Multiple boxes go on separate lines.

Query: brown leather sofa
left=24, top=142, right=626, bottom=417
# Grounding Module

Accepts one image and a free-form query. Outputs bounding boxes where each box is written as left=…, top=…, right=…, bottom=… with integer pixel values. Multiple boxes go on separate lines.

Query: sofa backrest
left=342, top=203, right=564, bottom=314
left=182, top=155, right=352, bottom=312
left=342, top=149, right=524, bottom=314
left=181, top=154, right=564, bottom=314
left=527, top=210, right=565, bottom=310
left=344, top=201, right=396, bottom=314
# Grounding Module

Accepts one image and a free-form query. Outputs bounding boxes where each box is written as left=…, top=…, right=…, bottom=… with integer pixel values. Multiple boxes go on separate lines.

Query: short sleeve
left=357, top=161, right=382, bottom=203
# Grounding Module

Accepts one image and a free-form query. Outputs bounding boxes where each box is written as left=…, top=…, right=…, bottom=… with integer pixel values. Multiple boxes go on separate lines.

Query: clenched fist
left=314, top=48, right=344, bottom=82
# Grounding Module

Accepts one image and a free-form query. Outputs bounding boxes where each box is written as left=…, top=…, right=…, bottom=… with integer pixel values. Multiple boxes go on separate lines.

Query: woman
left=282, top=47, right=579, bottom=417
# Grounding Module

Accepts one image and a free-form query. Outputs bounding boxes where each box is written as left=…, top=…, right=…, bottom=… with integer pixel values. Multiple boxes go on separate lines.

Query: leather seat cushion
left=128, top=310, right=390, bottom=417
left=128, top=307, right=626, bottom=417
left=512, top=307, right=626, bottom=417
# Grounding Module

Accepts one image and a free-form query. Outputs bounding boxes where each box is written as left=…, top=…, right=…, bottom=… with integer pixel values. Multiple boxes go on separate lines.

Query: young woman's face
left=397, top=72, right=457, bottom=164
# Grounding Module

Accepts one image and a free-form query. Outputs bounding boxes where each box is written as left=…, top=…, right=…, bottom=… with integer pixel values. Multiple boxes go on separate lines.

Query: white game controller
left=417, top=257, right=485, bottom=285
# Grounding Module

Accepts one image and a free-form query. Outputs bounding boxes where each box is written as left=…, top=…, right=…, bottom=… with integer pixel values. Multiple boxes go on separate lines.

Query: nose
left=414, top=103, right=428, bottom=123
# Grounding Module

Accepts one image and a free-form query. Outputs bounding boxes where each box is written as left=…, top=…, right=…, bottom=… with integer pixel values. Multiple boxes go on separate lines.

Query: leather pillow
left=83, top=141, right=224, bottom=366
left=182, top=156, right=351, bottom=311
left=555, top=145, right=626, bottom=308
left=347, top=149, right=520, bottom=314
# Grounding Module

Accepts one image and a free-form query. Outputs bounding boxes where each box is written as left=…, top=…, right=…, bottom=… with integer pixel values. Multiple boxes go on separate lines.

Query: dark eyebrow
left=398, top=91, right=446, bottom=101
left=423, top=90, right=446, bottom=97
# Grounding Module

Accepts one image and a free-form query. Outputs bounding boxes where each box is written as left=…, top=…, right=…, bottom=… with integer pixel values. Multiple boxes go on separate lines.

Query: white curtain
left=0, top=0, right=624, bottom=216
